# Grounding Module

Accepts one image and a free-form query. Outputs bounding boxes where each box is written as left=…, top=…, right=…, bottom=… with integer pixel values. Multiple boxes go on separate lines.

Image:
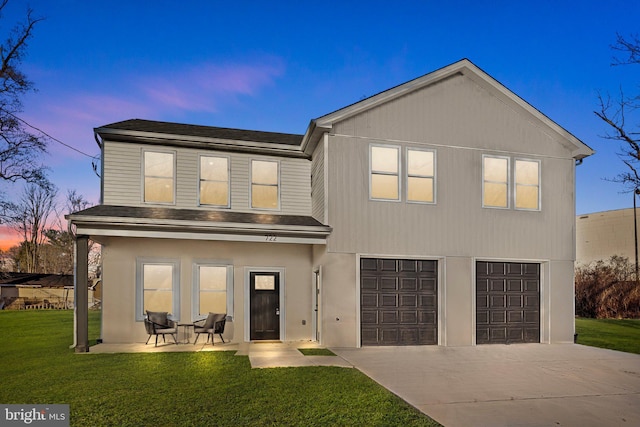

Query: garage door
left=361, top=258, right=437, bottom=346
left=476, top=261, right=540, bottom=344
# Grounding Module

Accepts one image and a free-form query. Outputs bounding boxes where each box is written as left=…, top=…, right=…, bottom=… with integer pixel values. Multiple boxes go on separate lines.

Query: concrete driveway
left=333, top=344, right=640, bottom=427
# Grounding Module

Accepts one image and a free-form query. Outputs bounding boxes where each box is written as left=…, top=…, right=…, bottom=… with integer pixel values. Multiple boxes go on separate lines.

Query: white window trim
left=198, top=154, right=231, bottom=208
left=514, top=158, right=542, bottom=212
left=141, top=149, right=177, bottom=205
left=482, top=154, right=511, bottom=209
left=250, top=158, right=281, bottom=211
left=191, top=260, right=234, bottom=321
left=369, top=143, right=401, bottom=202
left=406, top=147, right=437, bottom=205
left=135, top=257, right=180, bottom=322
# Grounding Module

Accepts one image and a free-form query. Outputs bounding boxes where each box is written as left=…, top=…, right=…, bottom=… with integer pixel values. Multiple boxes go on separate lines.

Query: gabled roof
left=95, top=119, right=305, bottom=157
left=301, top=59, right=594, bottom=160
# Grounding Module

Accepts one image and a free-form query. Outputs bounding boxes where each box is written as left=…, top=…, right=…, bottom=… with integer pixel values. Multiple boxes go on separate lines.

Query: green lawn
left=0, top=311, right=439, bottom=426
left=298, top=348, right=336, bottom=356
left=575, top=318, right=640, bottom=354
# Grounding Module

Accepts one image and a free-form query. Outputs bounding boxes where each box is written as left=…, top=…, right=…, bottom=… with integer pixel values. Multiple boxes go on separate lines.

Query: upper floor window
left=143, top=151, right=175, bottom=204
left=251, top=160, right=279, bottom=209
left=370, top=145, right=400, bottom=201
left=515, top=159, right=540, bottom=210
left=482, top=155, right=509, bottom=208
left=407, top=148, right=435, bottom=203
left=483, top=155, right=541, bottom=211
left=199, top=155, right=230, bottom=207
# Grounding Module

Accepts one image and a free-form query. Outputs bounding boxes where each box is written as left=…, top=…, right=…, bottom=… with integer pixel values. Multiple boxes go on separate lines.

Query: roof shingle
left=68, top=205, right=328, bottom=228
left=96, top=119, right=303, bottom=146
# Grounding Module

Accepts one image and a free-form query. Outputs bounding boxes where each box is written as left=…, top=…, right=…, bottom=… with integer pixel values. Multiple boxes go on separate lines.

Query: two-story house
left=68, top=59, right=593, bottom=352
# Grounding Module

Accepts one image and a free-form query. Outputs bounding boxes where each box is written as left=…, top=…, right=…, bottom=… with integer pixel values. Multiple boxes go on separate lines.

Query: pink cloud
left=20, top=93, right=159, bottom=164
left=140, top=60, right=285, bottom=112
left=51, top=95, right=154, bottom=124
left=22, top=58, right=286, bottom=160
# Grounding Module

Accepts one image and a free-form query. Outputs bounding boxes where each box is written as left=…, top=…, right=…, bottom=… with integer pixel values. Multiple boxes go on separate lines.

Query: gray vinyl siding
left=103, top=142, right=142, bottom=205
left=102, top=141, right=311, bottom=215
left=280, top=160, right=312, bottom=215
left=311, top=138, right=325, bottom=223
left=333, top=72, right=570, bottom=159
left=325, top=72, right=577, bottom=261
left=230, top=156, right=250, bottom=209
left=177, top=150, right=198, bottom=206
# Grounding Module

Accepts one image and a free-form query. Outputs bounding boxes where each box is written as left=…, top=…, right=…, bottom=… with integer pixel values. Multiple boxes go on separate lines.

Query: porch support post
left=75, top=235, right=89, bottom=353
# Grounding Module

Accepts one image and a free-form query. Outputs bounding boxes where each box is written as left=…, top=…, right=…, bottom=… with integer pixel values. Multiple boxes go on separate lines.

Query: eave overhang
left=95, top=127, right=310, bottom=159
left=300, top=120, right=332, bottom=157
left=67, top=206, right=332, bottom=245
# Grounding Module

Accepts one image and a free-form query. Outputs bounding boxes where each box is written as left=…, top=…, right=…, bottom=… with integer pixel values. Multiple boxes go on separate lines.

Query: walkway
left=88, top=341, right=353, bottom=369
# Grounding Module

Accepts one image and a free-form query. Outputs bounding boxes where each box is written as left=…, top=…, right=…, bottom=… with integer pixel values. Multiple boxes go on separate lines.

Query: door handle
left=276, top=308, right=280, bottom=316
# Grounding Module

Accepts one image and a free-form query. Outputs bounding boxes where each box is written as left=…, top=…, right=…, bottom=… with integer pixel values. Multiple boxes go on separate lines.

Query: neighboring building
left=576, top=208, right=640, bottom=266
left=67, top=59, right=593, bottom=351
left=0, top=273, right=93, bottom=309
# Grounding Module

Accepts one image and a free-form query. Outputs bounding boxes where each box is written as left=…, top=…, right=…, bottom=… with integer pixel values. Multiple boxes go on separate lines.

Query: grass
left=298, top=348, right=336, bottom=356
left=0, top=310, right=439, bottom=426
left=575, top=318, right=640, bottom=354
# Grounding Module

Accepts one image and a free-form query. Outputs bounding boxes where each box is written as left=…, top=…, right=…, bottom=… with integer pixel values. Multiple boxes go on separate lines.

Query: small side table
left=177, top=323, right=194, bottom=344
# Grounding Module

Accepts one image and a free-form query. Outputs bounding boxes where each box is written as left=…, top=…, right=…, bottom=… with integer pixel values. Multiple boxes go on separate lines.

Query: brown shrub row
left=575, top=255, right=640, bottom=319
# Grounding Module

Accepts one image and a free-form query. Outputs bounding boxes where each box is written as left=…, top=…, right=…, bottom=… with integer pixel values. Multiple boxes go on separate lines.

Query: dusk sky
left=0, top=0, right=639, bottom=249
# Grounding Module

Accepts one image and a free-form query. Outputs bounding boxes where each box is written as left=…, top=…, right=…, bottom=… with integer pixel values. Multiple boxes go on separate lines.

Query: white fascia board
left=74, top=226, right=327, bottom=245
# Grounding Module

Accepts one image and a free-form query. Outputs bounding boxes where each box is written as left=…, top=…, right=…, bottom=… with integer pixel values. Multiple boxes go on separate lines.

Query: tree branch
left=612, top=33, right=640, bottom=66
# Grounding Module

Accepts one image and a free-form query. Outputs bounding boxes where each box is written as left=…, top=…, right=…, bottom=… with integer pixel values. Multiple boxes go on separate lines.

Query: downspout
left=95, top=132, right=104, bottom=204
left=573, top=156, right=584, bottom=342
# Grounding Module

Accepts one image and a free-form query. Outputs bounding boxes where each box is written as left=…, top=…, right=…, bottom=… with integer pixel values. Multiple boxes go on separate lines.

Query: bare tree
left=0, top=1, right=47, bottom=195
left=65, top=189, right=91, bottom=214
left=43, top=189, right=93, bottom=274
left=611, top=33, right=640, bottom=66
left=4, top=182, right=57, bottom=272
left=595, top=33, right=640, bottom=191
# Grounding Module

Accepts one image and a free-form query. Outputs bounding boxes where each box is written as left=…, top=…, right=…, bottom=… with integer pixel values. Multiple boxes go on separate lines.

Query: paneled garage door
left=476, top=261, right=540, bottom=344
left=361, top=258, right=437, bottom=346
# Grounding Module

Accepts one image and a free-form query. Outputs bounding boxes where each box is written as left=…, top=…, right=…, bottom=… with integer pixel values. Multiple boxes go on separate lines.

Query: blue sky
left=1, top=0, right=639, bottom=247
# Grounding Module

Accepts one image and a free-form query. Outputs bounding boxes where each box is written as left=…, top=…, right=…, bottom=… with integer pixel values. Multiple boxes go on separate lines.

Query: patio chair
left=193, top=312, right=226, bottom=345
left=144, top=310, right=178, bottom=346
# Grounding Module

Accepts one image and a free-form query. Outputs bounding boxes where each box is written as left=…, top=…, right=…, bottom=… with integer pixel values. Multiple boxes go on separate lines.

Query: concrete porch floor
left=86, top=340, right=353, bottom=369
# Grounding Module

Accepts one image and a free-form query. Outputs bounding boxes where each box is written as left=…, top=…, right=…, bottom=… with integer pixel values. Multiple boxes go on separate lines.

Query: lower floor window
left=136, top=258, right=180, bottom=321
left=193, top=263, right=233, bottom=320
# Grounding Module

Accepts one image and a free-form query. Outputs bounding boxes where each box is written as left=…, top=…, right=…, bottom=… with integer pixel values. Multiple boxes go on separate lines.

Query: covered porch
left=67, top=205, right=331, bottom=353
